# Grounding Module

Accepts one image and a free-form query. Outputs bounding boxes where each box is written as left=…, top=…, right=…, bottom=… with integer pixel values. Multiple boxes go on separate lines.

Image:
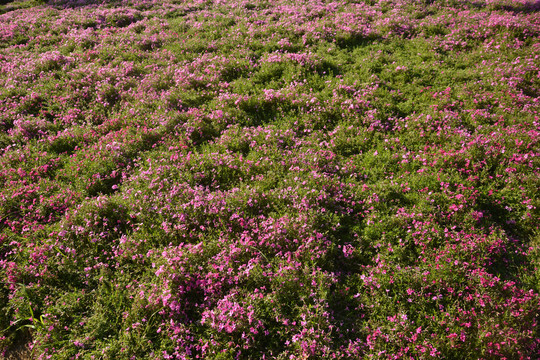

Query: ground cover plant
left=0, top=0, right=539, bottom=358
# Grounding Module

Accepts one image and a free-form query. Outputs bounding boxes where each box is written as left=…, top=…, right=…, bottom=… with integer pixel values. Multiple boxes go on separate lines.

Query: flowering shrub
left=0, top=0, right=539, bottom=358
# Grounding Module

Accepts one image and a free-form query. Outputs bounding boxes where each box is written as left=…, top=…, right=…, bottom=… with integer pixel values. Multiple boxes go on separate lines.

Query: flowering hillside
left=0, top=0, right=539, bottom=358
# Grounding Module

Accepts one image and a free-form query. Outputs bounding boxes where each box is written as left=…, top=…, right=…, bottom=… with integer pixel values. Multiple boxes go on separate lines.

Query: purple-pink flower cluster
left=0, top=0, right=539, bottom=358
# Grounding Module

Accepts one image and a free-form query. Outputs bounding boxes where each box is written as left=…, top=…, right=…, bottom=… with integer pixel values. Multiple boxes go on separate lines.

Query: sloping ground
left=0, top=0, right=539, bottom=358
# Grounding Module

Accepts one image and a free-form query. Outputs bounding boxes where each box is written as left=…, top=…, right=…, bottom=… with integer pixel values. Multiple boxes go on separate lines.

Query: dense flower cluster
left=0, top=0, right=539, bottom=358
